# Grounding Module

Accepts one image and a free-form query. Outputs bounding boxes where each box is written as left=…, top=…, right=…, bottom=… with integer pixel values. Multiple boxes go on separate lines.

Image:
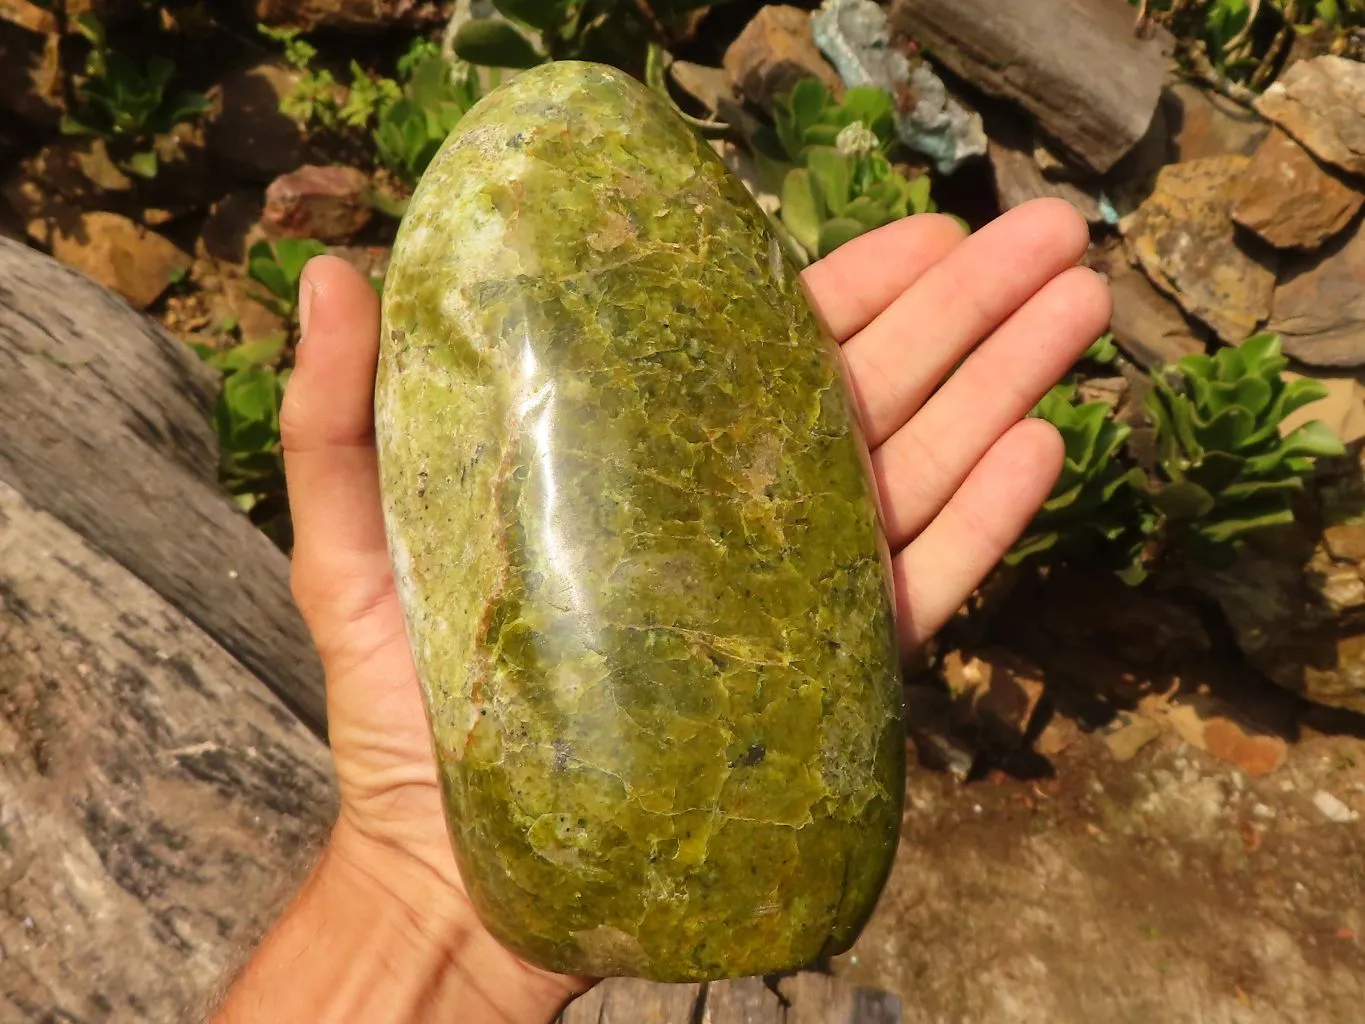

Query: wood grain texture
left=0, top=479, right=338, bottom=1023
left=891, top=0, right=1167, bottom=174
left=557, top=974, right=902, bottom=1022
left=0, top=237, right=327, bottom=734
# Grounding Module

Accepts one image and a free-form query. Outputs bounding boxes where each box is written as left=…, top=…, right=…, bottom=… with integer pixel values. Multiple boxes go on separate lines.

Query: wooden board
left=558, top=974, right=903, bottom=1023
left=0, top=237, right=327, bottom=734
left=0, top=479, right=338, bottom=1022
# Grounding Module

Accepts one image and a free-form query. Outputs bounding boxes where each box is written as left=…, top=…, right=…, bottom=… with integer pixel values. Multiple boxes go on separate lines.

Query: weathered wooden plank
left=890, top=0, right=1168, bottom=174
left=0, top=478, right=338, bottom=1022
left=559, top=984, right=610, bottom=1023
left=780, top=972, right=903, bottom=1024
left=599, top=978, right=704, bottom=1022
left=704, top=976, right=785, bottom=1023
left=0, top=237, right=327, bottom=734
left=558, top=973, right=902, bottom=1023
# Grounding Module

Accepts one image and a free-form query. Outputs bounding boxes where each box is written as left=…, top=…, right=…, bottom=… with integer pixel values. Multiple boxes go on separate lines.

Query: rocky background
left=3, top=0, right=1365, bottom=1019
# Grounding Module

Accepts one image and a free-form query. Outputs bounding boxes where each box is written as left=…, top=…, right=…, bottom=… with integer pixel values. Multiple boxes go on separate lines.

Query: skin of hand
left=209, top=198, right=1110, bottom=1024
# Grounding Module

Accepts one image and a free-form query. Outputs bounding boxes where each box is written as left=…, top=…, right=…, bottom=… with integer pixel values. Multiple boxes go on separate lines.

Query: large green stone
left=375, top=60, right=905, bottom=983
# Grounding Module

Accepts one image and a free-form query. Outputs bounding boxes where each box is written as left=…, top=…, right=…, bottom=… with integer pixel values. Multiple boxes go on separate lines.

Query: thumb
left=279, top=255, right=396, bottom=664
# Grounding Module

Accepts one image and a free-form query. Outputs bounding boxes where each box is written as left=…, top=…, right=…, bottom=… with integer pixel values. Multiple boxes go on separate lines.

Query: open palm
left=277, top=197, right=1110, bottom=1022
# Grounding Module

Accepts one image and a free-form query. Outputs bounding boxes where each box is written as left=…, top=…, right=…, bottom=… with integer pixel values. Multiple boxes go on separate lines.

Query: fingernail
left=298, top=273, right=315, bottom=340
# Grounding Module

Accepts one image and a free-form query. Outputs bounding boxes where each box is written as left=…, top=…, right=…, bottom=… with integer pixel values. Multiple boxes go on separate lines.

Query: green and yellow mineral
left=376, top=59, right=904, bottom=983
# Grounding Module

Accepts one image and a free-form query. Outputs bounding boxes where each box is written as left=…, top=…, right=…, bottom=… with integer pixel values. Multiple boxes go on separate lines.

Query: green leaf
left=1278, top=419, right=1347, bottom=459
left=843, top=195, right=892, bottom=228
left=780, top=169, right=822, bottom=259
left=805, top=146, right=850, bottom=215
left=453, top=20, right=547, bottom=69
left=248, top=256, right=290, bottom=303
left=803, top=124, right=842, bottom=149
left=274, top=237, right=328, bottom=285
left=58, top=114, right=100, bottom=137
left=73, top=11, right=104, bottom=46
left=124, top=148, right=158, bottom=178
left=492, top=0, right=559, bottom=31
left=221, top=368, right=282, bottom=453
left=1197, top=503, right=1295, bottom=545
left=1145, top=479, right=1217, bottom=520
left=1083, top=333, right=1118, bottom=364
left=839, top=86, right=896, bottom=147
left=817, top=217, right=870, bottom=258
left=211, top=335, right=289, bottom=374
left=1191, top=404, right=1255, bottom=453
left=902, top=172, right=934, bottom=215
left=1061, top=402, right=1110, bottom=469
left=1237, top=330, right=1283, bottom=371
left=788, top=78, right=829, bottom=138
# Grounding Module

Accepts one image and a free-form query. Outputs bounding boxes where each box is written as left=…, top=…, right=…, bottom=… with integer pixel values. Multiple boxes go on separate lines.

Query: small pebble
left=1313, top=790, right=1360, bottom=824
left=1252, top=803, right=1276, bottom=820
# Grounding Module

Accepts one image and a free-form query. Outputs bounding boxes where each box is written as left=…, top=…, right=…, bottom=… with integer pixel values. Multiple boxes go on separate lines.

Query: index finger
left=799, top=213, right=968, bottom=342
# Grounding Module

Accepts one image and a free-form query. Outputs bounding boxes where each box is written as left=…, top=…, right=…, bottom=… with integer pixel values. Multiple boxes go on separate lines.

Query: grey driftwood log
left=0, top=236, right=327, bottom=734
left=890, top=0, right=1168, bottom=175
left=0, top=478, right=339, bottom=1021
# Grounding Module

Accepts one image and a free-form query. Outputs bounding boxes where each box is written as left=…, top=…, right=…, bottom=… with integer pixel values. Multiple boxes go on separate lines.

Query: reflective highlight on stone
left=376, top=60, right=904, bottom=983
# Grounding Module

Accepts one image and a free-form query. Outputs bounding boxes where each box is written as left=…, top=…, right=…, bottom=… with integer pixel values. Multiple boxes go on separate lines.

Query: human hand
left=256, top=197, right=1107, bottom=1023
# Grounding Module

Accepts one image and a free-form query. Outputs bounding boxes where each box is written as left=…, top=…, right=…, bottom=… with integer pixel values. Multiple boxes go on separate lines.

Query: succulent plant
left=754, top=80, right=936, bottom=262
left=60, top=14, right=209, bottom=178
left=763, top=78, right=898, bottom=166
left=1007, top=382, right=1148, bottom=577
left=373, top=50, right=481, bottom=187
left=1129, top=332, right=1346, bottom=564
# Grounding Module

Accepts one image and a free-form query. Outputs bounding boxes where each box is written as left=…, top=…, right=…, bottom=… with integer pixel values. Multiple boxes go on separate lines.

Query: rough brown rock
left=0, top=0, right=57, bottom=32
left=252, top=0, right=444, bottom=31
left=1188, top=520, right=1365, bottom=715
left=943, top=649, right=1047, bottom=750
left=0, top=20, right=61, bottom=125
left=14, top=196, right=193, bottom=310
left=890, top=0, right=1167, bottom=174
left=262, top=163, right=372, bottom=243
left=1163, top=81, right=1269, bottom=162
left=1268, top=224, right=1365, bottom=367
left=1122, top=156, right=1277, bottom=344
left=1233, top=128, right=1365, bottom=250
left=1255, top=55, right=1365, bottom=177
left=1088, top=244, right=1207, bottom=368
left=723, top=5, right=842, bottom=111
left=207, top=61, right=309, bottom=182
left=669, top=61, right=734, bottom=120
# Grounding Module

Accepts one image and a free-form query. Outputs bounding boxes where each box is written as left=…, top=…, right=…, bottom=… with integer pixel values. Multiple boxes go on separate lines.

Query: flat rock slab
left=890, top=0, right=1167, bottom=174
left=1233, top=127, right=1365, bottom=250
left=1122, top=155, right=1277, bottom=344
left=1163, top=80, right=1269, bottom=163
left=1269, top=222, right=1365, bottom=367
left=1256, top=55, right=1365, bottom=177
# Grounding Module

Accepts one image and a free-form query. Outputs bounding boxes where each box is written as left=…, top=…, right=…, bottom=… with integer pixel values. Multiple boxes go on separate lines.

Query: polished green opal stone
left=375, top=60, right=904, bottom=983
